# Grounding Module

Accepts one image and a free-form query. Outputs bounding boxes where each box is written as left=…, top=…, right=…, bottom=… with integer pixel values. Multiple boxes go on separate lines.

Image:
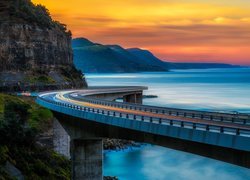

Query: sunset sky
left=32, top=0, right=250, bottom=65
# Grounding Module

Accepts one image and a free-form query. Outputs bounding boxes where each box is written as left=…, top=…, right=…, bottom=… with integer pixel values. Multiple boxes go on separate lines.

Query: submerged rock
left=103, top=138, right=141, bottom=151
left=104, top=176, right=119, bottom=180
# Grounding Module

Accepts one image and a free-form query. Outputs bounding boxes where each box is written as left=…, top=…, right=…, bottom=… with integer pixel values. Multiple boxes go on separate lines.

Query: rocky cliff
left=0, top=0, right=87, bottom=92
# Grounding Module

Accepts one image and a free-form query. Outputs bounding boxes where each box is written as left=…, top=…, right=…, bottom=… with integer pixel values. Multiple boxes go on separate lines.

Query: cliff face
left=0, top=0, right=87, bottom=92
left=0, top=24, right=72, bottom=71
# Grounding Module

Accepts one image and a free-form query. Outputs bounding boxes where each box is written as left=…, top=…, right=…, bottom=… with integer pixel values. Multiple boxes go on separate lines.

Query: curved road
left=38, top=87, right=250, bottom=136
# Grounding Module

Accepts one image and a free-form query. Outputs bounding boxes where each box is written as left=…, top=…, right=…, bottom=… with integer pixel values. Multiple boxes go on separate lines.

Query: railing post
left=170, top=120, right=173, bottom=125
left=236, top=129, right=240, bottom=135
left=206, top=125, right=209, bottom=131
left=150, top=117, right=153, bottom=122
left=159, top=118, right=162, bottom=124
left=193, top=123, right=196, bottom=129
left=181, top=121, right=184, bottom=127
left=113, top=112, right=116, bottom=116
left=220, top=127, right=224, bottom=133
left=134, top=115, right=136, bottom=120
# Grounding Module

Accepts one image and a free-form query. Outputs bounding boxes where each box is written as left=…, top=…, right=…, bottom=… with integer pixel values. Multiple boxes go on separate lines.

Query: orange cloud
left=32, top=0, right=250, bottom=65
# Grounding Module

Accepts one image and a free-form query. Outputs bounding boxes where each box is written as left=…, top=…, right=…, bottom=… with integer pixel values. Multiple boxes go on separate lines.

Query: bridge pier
left=70, top=139, right=103, bottom=180
left=53, top=118, right=70, bottom=158
left=123, top=93, right=142, bottom=104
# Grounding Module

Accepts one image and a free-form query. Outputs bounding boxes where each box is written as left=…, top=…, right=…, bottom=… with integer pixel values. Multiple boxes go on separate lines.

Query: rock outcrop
left=0, top=0, right=87, bottom=92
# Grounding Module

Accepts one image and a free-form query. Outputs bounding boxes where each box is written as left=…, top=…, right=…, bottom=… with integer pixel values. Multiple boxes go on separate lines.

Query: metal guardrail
left=37, top=96, right=250, bottom=137
left=69, top=95, right=250, bottom=126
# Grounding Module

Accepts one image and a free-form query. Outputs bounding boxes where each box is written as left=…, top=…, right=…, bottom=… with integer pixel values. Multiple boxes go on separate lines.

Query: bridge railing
left=37, top=96, right=250, bottom=137
left=69, top=95, right=250, bottom=125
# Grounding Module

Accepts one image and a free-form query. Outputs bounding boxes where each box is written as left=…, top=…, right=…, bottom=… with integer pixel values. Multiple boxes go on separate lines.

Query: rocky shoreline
left=103, top=138, right=142, bottom=151
left=104, top=176, right=119, bottom=180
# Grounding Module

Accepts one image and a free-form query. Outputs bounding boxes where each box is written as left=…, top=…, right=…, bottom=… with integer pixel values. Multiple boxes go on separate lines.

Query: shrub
left=7, top=0, right=70, bottom=35
left=0, top=94, right=70, bottom=179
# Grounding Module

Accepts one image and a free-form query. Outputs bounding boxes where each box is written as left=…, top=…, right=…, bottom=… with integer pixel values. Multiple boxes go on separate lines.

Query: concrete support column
left=123, top=94, right=135, bottom=103
left=53, top=118, right=70, bottom=158
left=123, top=93, right=143, bottom=104
left=70, top=139, right=103, bottom=180
left=136, top=93, right=143, bottom=104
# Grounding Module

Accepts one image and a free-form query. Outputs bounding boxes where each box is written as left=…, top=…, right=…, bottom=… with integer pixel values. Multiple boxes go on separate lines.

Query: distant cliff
left=73, top=38, right=167, bottom=73
left=127, top=48, right=167, bottom=68
left=0, top=0, right=87, bottom=92
left=73, top=38, right=241, bottom=73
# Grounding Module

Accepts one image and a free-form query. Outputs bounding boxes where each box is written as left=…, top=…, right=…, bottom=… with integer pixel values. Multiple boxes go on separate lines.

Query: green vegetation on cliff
left=0, top=94, right=70, bottom=179
left=0, top=0, right=70, bottom=35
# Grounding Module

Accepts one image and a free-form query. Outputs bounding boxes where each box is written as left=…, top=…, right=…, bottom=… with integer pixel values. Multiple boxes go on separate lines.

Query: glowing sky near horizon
left=32, top=0, right=250, bottom=65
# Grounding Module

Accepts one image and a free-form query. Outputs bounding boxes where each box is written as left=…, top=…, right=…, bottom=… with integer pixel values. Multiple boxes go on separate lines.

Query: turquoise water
left=86, top=68, right=250, bottom=180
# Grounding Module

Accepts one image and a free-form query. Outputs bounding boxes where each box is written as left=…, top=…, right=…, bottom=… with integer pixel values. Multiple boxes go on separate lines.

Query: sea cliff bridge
left=36, top=86, right=250, bottom=180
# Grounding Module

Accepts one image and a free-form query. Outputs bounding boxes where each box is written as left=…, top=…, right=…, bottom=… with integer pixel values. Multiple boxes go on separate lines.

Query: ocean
left=85, top=68, right=250, bottom=180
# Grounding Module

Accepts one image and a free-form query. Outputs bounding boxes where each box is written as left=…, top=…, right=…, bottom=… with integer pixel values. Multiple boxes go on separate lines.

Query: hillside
left=73, top=38, right=241, bottom=73
left=127, top=48, right=167, bottom=68
left=127, top=48, right=240, bottom=70
left=0, top=0, right=87, bottom=92
left=73, top=38, right=167, bottom=73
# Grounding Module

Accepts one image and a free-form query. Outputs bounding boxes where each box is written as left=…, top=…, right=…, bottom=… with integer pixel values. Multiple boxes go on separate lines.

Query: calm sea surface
left=85, top=68, right=250, bottom=180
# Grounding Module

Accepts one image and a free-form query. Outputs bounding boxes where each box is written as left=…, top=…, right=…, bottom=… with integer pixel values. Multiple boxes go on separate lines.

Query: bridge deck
left=37, top=87, right=250, bottom=152
left=60, top=93, right=250, bottom=131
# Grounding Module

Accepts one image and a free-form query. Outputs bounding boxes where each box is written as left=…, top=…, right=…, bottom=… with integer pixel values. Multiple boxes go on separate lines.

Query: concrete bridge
left=36, top=86, right=250, bottom=180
